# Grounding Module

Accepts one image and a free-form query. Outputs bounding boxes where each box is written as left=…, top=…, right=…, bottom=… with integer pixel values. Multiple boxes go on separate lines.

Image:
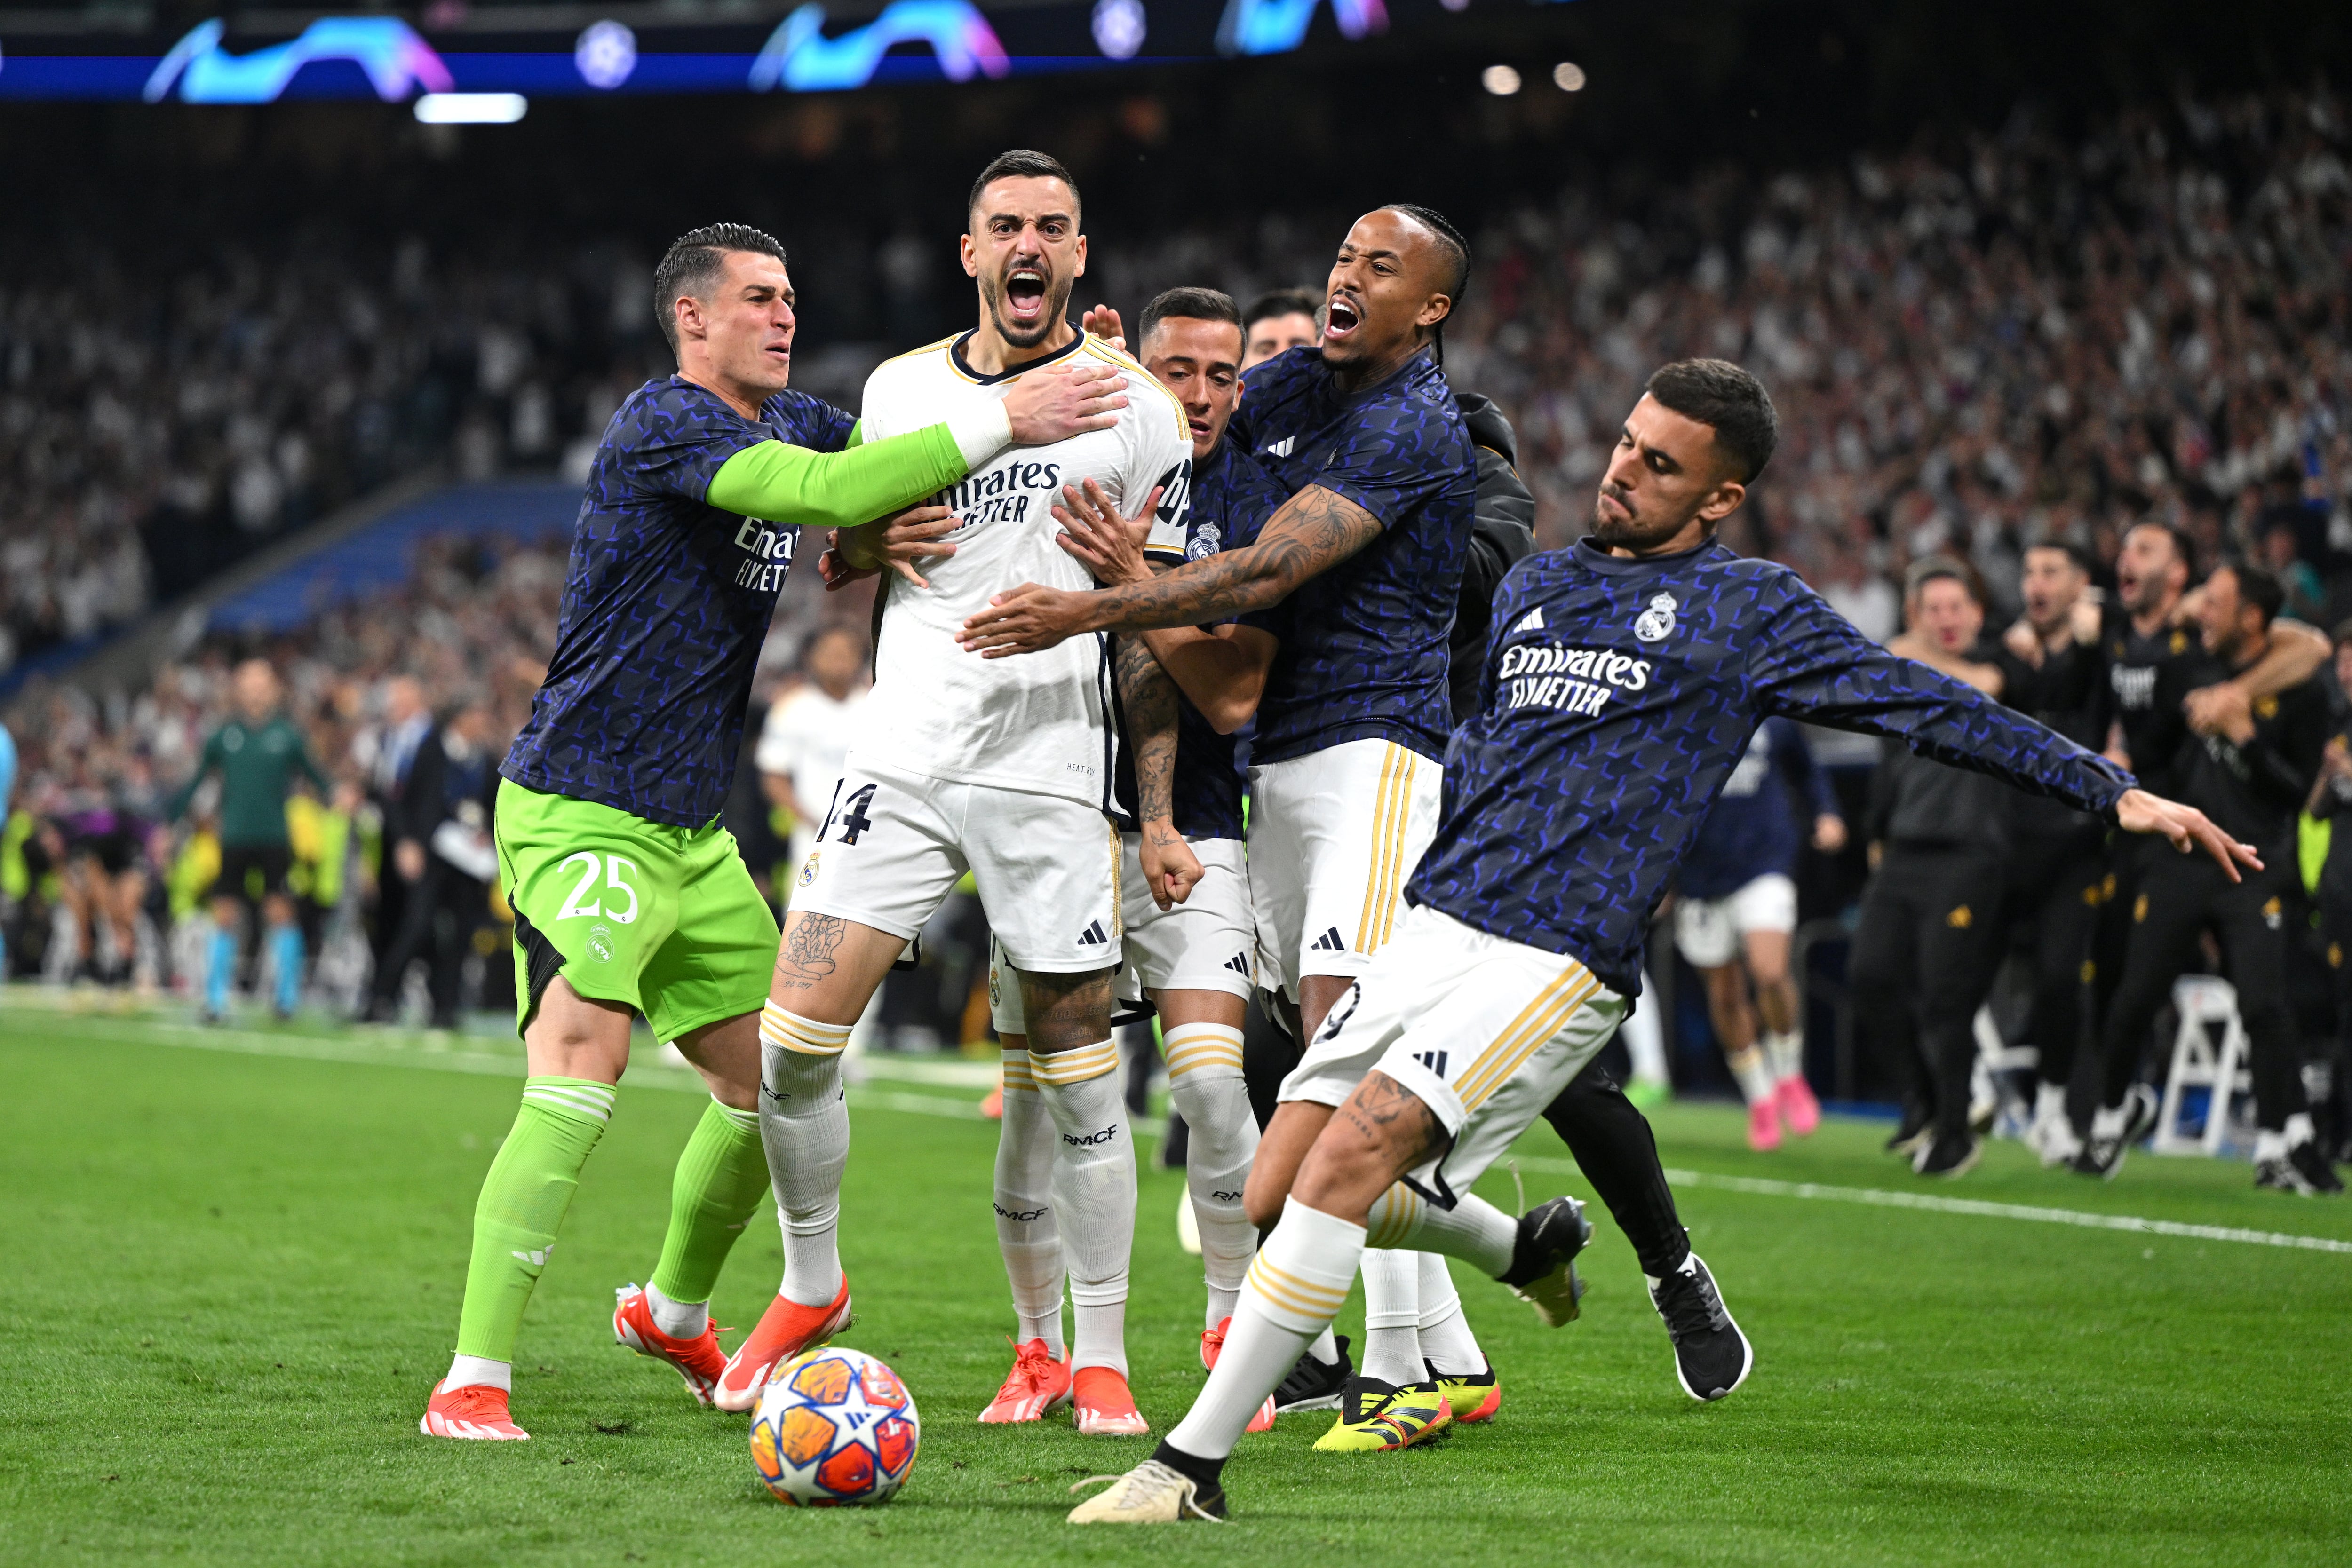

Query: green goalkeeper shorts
left=495, top=780, right=779, bottom=1042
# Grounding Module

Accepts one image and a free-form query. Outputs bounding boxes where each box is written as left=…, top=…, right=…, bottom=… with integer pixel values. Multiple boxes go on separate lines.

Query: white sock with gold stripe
left=758, top=1005, right=853, bottom=1307
left=1030, top=1040, right=1134, bottom=1376
left=1162, top=1022, right=1256, bottom=1328
left=1167, top=1197, right=1362, bottom=1462
left=993, top=1046, right=1066, bottom=1356
left=1358, top=1247, right=1424, bottom=1386
left=1366, top=1182, right=1518, bottom=1277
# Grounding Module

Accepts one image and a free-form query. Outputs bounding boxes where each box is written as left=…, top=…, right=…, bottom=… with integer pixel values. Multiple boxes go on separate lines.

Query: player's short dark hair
left=1645, top=359, right=1778, bottom=483
left=968, top=149, right=1080, bottom=225
left=2026, top=538, right=2095, bottom=576
left=2332, top=616, right=2352, bottom=650
left=1244, top=288, right=1321, bottom=332
left=2125, top=518, right=2199, bottom=581
left=1139, top=287, right=1242, bottom=349
left=2214, top=558, right=2285, bottom=628
left=1905, top=554, right=1984, bottom=607
left=652, top=224, right=787, bottom=356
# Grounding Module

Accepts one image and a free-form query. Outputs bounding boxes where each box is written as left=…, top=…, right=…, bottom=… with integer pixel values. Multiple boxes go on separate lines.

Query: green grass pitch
left=5, top=994, right=2349, bottom=1567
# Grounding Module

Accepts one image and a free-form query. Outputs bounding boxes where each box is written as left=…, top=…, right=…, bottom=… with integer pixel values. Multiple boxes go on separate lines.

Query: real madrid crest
left=797, top=850, right=820, bottom=888
left=1186, top=521, right=1223, bottom=561
left=1634, top=591, right=1677, bottom=643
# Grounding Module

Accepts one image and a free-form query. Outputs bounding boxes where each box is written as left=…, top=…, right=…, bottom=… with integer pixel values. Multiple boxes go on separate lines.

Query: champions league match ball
left=750, top=1348, right=921, bottom=1506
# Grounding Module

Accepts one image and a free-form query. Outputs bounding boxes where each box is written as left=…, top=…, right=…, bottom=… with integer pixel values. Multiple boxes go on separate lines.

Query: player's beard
left=1590, top=483, right=1650, bottom=549
left=983, top=265, right=1073, bottom=351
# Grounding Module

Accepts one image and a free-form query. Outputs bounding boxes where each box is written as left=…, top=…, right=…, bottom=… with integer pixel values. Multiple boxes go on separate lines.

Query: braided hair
left=1379, top=203, right=1470, bottom=364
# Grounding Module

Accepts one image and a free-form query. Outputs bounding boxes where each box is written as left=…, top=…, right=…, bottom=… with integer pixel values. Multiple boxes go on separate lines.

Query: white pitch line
left=15, top=1013, right=990, bottom=1119
left=1510, top=1153, right=2352, bottom=1256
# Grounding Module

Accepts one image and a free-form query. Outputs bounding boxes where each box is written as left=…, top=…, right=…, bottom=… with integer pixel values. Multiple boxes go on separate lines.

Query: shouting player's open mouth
left=1323, top=292, right=1362, bottom=344
left=1003, top=264, right=1049, bottom=331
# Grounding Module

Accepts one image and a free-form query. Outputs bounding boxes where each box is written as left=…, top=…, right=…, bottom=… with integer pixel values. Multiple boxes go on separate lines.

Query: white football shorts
left=1248, top=737, right=1443, bottom=1002
left=789, top=758, right=1122, bottom=975
left=990, top=834, right=1254, bottom=1033
left=1280, top=904, right=1625, bottom=1206
left=1671, top=872, right=1797, bottom=970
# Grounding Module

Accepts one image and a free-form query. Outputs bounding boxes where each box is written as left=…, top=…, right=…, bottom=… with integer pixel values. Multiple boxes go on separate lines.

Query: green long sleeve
left=165, top=732, right=223, bottom=824
left=707, top=420, right=963, bottom=530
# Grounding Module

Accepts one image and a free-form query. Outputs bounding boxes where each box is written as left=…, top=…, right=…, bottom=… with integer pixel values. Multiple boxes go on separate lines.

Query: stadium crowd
left=3, top=86, right=2350, bottom=1188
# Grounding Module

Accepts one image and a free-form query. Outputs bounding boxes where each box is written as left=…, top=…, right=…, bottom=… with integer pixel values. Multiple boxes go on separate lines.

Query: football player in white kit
left=719, top=150, right=1201, bottom=1439
left=978, top=288, right=1289, bottom=1434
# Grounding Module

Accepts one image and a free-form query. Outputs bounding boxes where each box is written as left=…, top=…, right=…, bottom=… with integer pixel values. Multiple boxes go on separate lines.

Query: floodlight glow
left=1481, top=63, right=1520, bottom=96
left=1092, top=0, right=1147, bottom=59
left=575, top=20, right=637, bottom=88
left=414, top=91, right=528, bottom=122
left=1553, top=60, right=1586, bottom=91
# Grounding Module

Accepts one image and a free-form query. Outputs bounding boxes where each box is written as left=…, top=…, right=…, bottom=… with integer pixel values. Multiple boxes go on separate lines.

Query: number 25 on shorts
left=554, top=851, right=641, bottom=924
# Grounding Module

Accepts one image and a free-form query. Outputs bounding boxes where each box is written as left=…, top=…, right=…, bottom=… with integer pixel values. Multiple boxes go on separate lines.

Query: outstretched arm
left=957, top=483, right=1382, bottom=657
left=2182, top=619, right=2329, bottom=735
left=1040, top=477, right=1278, bottom=730
left=707, top=362, right=1130, bottom=532
left=1755, top=586, right=2258, bottom=879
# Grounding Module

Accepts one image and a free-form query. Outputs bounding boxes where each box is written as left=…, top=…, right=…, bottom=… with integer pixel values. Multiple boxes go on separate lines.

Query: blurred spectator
left=756, top=625, right=873, bottom=887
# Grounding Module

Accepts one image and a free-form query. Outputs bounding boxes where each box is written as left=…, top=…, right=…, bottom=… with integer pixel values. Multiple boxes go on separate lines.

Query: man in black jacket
left=368, top=697, right=501, bottom=1029
left=2081, top=562, right=2334, bottom=1190
left=1851, top=557, right=2024, bottom=1177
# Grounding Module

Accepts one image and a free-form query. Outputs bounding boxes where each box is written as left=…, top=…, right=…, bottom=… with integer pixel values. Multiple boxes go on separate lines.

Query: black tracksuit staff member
left=2080, top=561, right=2335, bottom=1192
left=1994, top=542, right=2113, bottom=1163
left=1852, top=556, right=2024, bottom=1177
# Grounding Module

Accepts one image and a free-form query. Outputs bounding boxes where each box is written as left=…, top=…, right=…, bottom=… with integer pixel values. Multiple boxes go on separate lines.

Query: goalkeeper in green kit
left=421, top=223, right=1128, bottom=1440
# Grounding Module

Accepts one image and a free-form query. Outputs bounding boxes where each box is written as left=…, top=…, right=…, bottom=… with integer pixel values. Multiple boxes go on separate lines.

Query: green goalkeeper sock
left=453, top=1077, right=617, bottom=1363
left=647, top=1099, right=769, bottom=1320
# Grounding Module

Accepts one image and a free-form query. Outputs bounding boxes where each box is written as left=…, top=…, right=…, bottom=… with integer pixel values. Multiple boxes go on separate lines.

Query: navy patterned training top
left=504, top=376, right=857, bottom=827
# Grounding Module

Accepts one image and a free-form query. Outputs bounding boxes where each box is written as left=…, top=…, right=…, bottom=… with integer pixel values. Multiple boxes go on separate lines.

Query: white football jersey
left=845, top=329, right=1193, bottom=813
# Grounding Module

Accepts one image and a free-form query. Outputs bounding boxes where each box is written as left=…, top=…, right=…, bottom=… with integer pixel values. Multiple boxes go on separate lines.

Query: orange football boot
left=714, top=1276, right=853, bottom=1412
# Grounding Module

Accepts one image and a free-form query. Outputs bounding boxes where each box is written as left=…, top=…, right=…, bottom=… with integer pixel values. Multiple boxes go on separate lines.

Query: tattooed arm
left=1115, top=626, right=1205, bottom=912
left=958, top=483, right=1383, bottom=657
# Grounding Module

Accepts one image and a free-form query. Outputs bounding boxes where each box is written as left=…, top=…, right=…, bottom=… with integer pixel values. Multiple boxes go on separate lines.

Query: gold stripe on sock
left=761, top=1002, right=853, bottom=1056
left=1163, top=1027, right=1245, bottom=1077
left=1029, top=1040, right=1118, bottom=1086
left=1364, top=1185, right=1424, bottom=1250
left=1000, top=1048, right=1037, bottom=1091
left=1245, top=1255, right=1349, bottom=1319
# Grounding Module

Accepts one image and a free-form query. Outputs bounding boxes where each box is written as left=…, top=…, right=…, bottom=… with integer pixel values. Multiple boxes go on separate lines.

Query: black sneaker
left=1884, top=1103, right=1933, bottom=1156
left=1648, top=1253, right=1752, bottom=1401
left=1912, top=1132, right=1980, bottom=1179
left=2289, top=1142, right=2345, bottom=1195
left=1272, top=1333, right=1351, bottom=1413
left=2255, top=1156, right=2315, bottom=1194
left=2071, top=1085, right=2159, bottom=1180
left=1499, top=1195, right=1592, bottom=1327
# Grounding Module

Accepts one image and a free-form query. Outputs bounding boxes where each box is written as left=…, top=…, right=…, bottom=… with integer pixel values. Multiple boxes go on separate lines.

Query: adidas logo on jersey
left=1077, top=920, right=1110, bottom=946
left=1310, top=927, right=1346, bottom=953
left=1223, top=951, right=1251, bottom=975
left=1511, top=605, right=1546, bottom=634
left=1265, top=436, right=1296, bottom=458
left=1413, top=1049, right=1450, bottom=1077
